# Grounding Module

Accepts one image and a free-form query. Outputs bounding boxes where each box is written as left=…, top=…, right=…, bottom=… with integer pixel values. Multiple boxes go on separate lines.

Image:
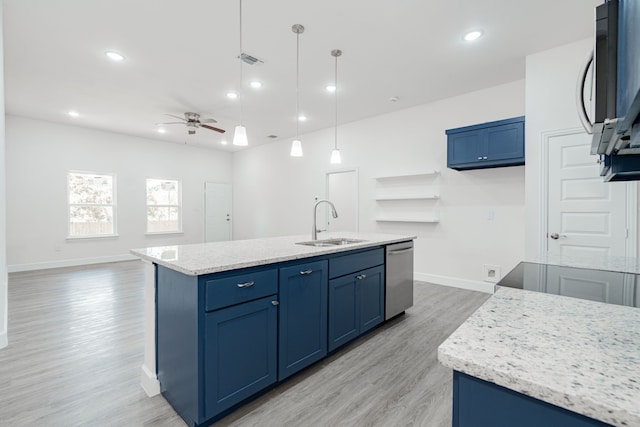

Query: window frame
left=145, top=177, right=183, bottom=235
left=67, top=171, right=118, bottom=239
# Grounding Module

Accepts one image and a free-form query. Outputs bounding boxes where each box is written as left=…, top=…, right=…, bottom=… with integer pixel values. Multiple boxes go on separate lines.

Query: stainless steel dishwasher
left=385, top=241, right=414, bottom=320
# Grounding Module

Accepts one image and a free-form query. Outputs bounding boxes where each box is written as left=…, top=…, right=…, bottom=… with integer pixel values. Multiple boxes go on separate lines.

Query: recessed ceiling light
left=463, top=30, right=483, bottom=42
left=325, top=85, right=336, bottom=93
left=298, top=114, right=307, bottom=122
left=221, top=139, right=228, bottom=145
left=157, top=128, right=166, bottom=134
left=105, top=51, right=125, bottom=61
left=250, top=81, right=262, bottom=89
left=68, top=110, right=79, bottom=117
left=226, top=92, right=238, bottom=99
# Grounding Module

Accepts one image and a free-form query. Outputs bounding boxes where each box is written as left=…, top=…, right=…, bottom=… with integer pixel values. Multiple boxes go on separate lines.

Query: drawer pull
left=300, top=270, right=313, bottom=275
left=236, top=281, right=255, bottom=288
left=271, top=300, right=279, bottom=306
left=356, top=274, right=367, bottom=280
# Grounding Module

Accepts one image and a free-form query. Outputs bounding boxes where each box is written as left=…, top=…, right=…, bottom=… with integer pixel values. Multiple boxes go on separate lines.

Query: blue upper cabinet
left=278, top=260, right=328, bottom=381
left=446, top=116, right=525, bottom=170
left=617, top=0, right=640, bottom=146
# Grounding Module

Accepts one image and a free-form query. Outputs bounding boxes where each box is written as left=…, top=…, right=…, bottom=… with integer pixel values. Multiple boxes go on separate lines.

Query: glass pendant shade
left=330, top=148, right=342, bottom=164
left=232, top=125, right=248, bottom=146
left=290, top=139, right=303, bottom=157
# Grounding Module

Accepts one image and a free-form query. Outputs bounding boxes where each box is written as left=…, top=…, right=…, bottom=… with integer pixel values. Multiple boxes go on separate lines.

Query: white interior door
left=547, top=130, right=629, bottom=257
left=205, top=182, right=232, bottom=242
left=326, top=169, right=358, bottom=233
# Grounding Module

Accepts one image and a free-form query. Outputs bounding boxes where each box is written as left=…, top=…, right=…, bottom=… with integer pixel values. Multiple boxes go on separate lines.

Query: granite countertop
left=131, top=232, right=415, bottom=276
left=438, top=287, right=640, bottom=427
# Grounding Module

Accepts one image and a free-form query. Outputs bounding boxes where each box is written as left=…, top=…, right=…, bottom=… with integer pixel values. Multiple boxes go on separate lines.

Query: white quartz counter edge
left=131, top=232, right=415, bottom=276
left=438, top=287, right=640, bottom=427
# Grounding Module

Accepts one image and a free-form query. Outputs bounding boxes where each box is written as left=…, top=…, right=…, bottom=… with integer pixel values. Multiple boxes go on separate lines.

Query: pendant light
left=233, top=0, right=248, bottom=146
left=290, top=24, right=304, bottom=157
left=330, top=49, right=342, bottom=164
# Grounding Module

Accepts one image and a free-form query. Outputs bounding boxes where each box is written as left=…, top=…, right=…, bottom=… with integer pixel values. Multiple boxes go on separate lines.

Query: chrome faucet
left=312, top=199, right=339, bottom=240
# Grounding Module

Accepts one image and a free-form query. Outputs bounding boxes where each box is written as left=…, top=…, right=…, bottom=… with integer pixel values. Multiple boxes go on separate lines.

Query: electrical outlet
left=483, top=264, right=501, bottom=283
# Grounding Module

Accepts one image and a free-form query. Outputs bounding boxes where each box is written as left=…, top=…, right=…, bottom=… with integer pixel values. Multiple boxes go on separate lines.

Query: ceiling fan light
left=233, top=125, right=248, bottom=146
left=290, top=139, right=303, bottom=157
left=330, top=148, right=341, bottom=164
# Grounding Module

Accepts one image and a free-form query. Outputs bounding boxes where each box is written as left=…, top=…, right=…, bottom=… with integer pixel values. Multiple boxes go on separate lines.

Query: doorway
left=325, top=169, right=359, bottom=233
left=542, top=129, right=637, bottom=258
left=205, top=182, right=232, bottom=242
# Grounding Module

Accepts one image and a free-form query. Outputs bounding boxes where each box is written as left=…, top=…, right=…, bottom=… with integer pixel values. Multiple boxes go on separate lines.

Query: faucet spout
left=312, top=199, right=339, bottom=240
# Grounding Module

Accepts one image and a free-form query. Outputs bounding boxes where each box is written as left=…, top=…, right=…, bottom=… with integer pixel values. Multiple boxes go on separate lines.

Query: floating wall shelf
left=373, top=171, right=441, bottom=224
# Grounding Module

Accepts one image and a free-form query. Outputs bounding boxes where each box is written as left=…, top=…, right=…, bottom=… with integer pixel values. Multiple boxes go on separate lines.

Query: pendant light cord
left=239, top=0, right=244, bottom=126
left=334, top=53, right=338, bottom=150
left=295, top=31, right=300, bottom=140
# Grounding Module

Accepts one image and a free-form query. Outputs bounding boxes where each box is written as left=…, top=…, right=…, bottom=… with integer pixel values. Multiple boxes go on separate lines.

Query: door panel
left=205, top=182, right=232, bottom=242
left=547, top=131, right=627, bottom=256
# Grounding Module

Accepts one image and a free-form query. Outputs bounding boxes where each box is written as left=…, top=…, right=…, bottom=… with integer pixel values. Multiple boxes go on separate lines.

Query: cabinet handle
left=483, top=156, right=488, bottom=160
left=299, top=270, right=313, bottom=275
left=356, top=274, right=367, bottom=280
left=477, top=156, right=483, bottom=160
left=236, top=281, right=255, bottom=288
left=271, top=300, right=279, bottom=306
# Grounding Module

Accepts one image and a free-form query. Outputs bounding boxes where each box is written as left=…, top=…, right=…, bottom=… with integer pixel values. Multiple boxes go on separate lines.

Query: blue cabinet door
left=278, top=260, right=328, bottom=381
left=204, top=295, right=278, bottom=419
left=447, top=129, right=485, bottom=167
left=328, top=274, right=359, bottom=352
left=358, top=265, right=385, bottom=334
left=486, top=122, right=524, bottom=161
left=453, top=371, right=611, bottom=427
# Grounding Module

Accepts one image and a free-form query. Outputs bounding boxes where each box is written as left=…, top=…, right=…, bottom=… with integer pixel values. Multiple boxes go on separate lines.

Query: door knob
left=549, top=233, right=567, bottom=240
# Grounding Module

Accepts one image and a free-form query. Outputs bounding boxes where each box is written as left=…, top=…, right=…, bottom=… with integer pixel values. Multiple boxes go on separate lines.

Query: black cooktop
left=497, top=262, right=640, bottom=308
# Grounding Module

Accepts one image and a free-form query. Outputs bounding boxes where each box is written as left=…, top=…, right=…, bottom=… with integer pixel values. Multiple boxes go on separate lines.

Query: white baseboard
left=0, top=330, right=7, bottom=349
left=7, top=254, right=139, bottom=273
left=415, top=272, right=495, bottom=294
left=141, top=364, right=161, bottom=397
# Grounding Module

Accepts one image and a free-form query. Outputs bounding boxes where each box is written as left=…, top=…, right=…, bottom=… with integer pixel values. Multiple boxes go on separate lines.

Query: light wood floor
left=0, top=261, right=490, bottom=426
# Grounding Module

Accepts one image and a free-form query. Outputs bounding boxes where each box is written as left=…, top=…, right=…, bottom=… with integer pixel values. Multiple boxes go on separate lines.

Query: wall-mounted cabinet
left=446, top=116, right=525, bottom=171
left=374, top=171, right=440, bottom=223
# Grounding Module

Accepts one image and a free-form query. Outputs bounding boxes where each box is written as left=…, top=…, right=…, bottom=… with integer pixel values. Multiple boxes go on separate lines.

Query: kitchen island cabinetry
left=278, top=260, right=328, bottom=381
left=328, top=248, right=385, bottom=351
left=135, top=233, right=415, bottom=427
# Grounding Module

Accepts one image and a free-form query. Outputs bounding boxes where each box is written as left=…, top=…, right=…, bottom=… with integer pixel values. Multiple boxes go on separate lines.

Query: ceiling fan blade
left=165, top=114, right=187, bottom=121
left=200, top=118, right=218, bottom=124
left=155, top=122, right=185, bottom=125
left=200, top=124, right=226, bottom=134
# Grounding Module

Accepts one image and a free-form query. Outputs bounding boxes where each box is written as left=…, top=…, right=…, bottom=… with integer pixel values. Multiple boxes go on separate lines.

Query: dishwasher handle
left=388, top=247, right=413, bottom=255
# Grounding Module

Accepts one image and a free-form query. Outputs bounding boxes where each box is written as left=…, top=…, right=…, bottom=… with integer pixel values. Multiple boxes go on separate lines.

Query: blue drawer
left=329, top=248, right=384, bottom=279
left=204, top=269, right=278, bottom=311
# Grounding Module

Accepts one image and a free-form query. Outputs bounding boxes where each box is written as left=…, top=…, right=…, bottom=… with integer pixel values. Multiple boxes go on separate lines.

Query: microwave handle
left=576, top=49, right=594, bottom=135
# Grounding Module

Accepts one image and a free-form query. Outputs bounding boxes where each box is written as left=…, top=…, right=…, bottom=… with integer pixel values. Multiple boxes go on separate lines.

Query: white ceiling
left=3, top=0, right=600, bottom=152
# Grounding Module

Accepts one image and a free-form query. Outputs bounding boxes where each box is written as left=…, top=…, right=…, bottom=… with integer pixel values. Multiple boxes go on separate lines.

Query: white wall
left=5, top=115, right=232, bottom=270
left=524, top=38, right=594, bottom=258
left=233, top=80, right=526, bottom=291
left=1, top=3, right=8, bottom=348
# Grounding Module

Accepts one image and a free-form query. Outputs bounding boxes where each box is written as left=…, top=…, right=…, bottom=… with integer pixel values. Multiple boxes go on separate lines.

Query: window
left=68, top=172, right=116, bottom=237
left=146, top=178, right=181, bottom=233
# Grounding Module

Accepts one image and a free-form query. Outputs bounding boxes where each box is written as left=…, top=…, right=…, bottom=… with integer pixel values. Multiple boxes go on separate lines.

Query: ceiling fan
left=156, top=112, right=225, bottom=134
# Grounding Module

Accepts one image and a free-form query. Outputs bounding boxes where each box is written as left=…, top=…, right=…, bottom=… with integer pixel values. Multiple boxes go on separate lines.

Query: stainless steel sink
left=296, top=238, right=366, bottom=247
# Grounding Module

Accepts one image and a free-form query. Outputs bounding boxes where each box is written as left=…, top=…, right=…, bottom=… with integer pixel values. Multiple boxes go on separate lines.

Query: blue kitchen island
left=438, top=262, right=640, bottom=427
left=132, top=232, right=414, bottom=427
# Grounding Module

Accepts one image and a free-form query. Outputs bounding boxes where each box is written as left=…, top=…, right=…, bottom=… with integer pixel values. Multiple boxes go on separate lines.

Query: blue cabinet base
left=453, top=371, right=612, bottom=427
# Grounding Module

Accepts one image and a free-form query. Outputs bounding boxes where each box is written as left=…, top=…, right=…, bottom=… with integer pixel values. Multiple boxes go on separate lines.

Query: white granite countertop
left=438, top=287, right=640, bottom=427
left=131, top=232, right=415, bottom=276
